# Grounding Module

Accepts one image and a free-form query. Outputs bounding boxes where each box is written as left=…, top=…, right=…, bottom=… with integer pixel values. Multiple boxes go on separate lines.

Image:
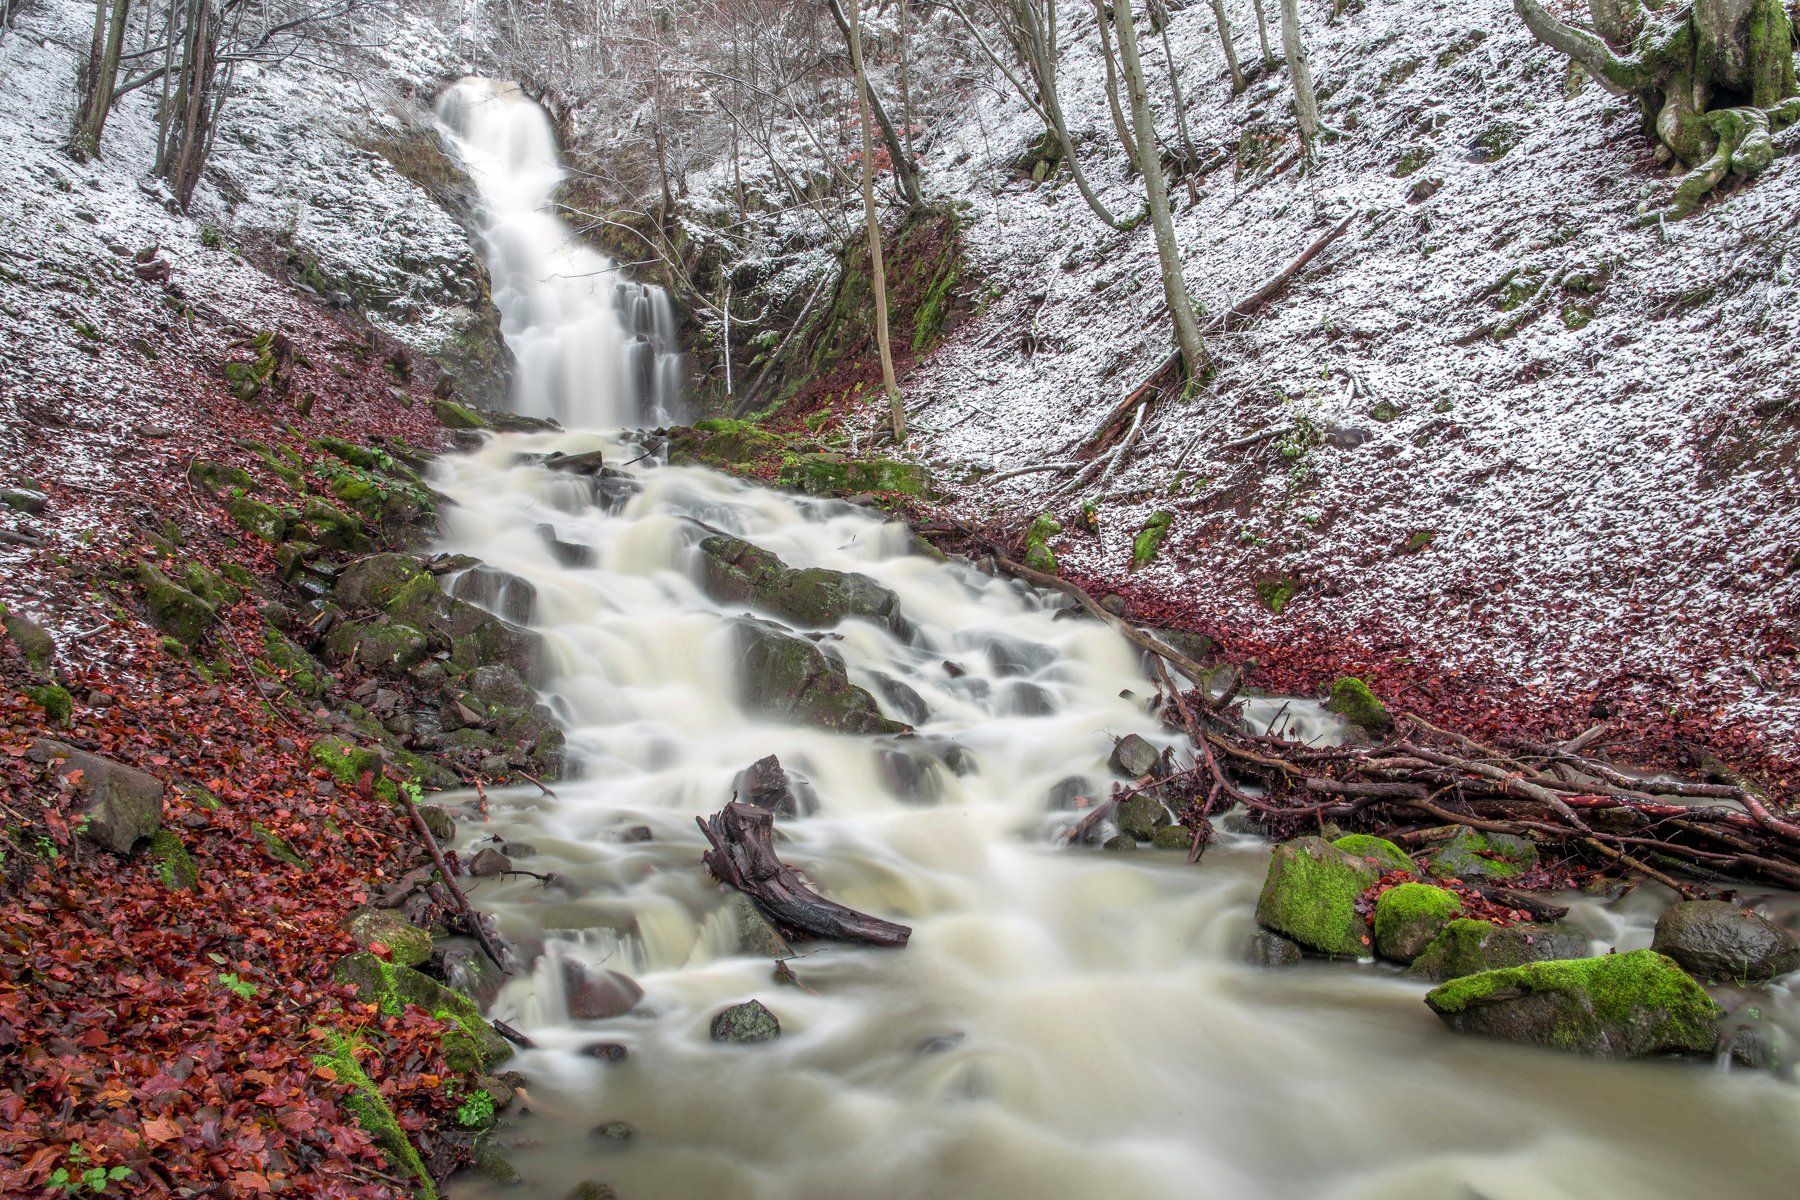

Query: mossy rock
left=334, top=951, right=512, bottom=1071
left=225, top=493, right=288, bottom=544
left=1372, top=882, right=1461, bottom=962
left=1023, top=513, right=1062, bottom=574
left=431, top=397, right=488, bottom=430
left=1151, top=824, right=1194, bottom=851
left=260, top=629, right=330, bottom=697
left=1407, top=917, right=1588, bottom=982
left=251, top=822, right=308, bottom=869
left=147, top=829, right=199, bottom=891
left=1117, top=792, right=1172, bottom=841
left=1130, top=511, right=1174, bottom=570
left=310, top=736, right=397, bottom=802
left=325, top=617, right=430, bottom=674
left=301, top=498, right=370, bottom=553
left=696, top=531, right=906, bottom=635
left=314, top=1030, right=437, bottom=1199
left=1424, top=950, right=1720, bottom=1058
left=777, top=453, right=930, bottom=498
left=1254, top=836, right=1380, bottom=957
left=137, top=564, right=218, bottom=645
left=730, top=617, right=905, bottom=735
left=1426, top=826, right=1537, bottom=882
left=710, top=998, right=781, bottom=1043
left=181, top=562, right=242, bottom=610
left=346, top=907, right=433, bottom=967
left=191, top=459, right=256, bottom=495
left=3, top=607, right=58, bottom=679
left=1255, top=575, right=1298, bottom=615
left=28, top=684, right=73, bottom=725
left=1325, top=677, right=1390, bottom=730
left=670, top=418, right=783, bottom=467
left=1332, top=833, right=1412, bottom=874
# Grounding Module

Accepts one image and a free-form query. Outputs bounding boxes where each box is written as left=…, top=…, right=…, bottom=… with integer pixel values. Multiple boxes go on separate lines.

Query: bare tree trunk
left=1279, top=0, right=1321, bottom=158
left=71, top=0, right=133, bottom=160
left=1251, top=0, right=1277, bottom=67
left=1011, top=0, right=1129, bottom=228
left=846, top=0, right=906, bottom=441
left=1208, top=0, right=1247, bottom=94
left=1089, top=0, right=1142, bottom=169
left=828, top=0, right=925, bottom=209
left=1111, top=0, right=1208, bottom=375
left=1151, top=0, right=1201, bottom=197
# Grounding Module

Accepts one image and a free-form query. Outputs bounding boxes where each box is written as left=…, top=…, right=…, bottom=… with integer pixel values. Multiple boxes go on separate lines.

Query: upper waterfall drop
left=435, top=78, right=682, bottom=429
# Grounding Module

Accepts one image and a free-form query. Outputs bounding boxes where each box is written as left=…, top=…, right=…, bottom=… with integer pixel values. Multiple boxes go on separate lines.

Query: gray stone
left=1247, top=930, right=1304, bottom=968
left=732, top=753, right=818, bottom=818
left=710, top=998, right=781, bottom=1043
left=1109, top=733, right=1161, bottom=778
left=32, top=739, right=163, bottom=855
left=729, top=894, right=793, bottom=958
left=731, top=618, right=904, bottom=735
left=1425, top=826, right=1538, bottom=883
left=1116, top=792, right=1171, bottom=841
left=1652, top=900, right=1800, bottom=983
left=697, top=531, right=908, bottom=635
left=1406, top=918, right=1590, bottom=982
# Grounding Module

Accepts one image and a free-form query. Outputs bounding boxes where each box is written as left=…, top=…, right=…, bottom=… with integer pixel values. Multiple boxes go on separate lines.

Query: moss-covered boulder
left=137, top=564, right=218, bottom=645
left=668, top=418, right=782, bottom=468
left=335, top=952, right=512, bottom=1071
left=432, top=396, right=488, bottom=430
left=325, top=617, right=430, bottom=674
left=777, top=453, right=930, bottom=498
left=1426, top=826, right=1538, bottom=882
left=1407, top=918, right=1589, bottom=982
left=710, top=999, right=781, bottom=1043
left=1332, top=833, right=1413, bottom=874
left=260, top=629, right=331, bottom=697
left=33, top=739, right=164, bottom=855
left=1651, top=900, right=1800, bottom=982
left=730, top=618, right=904, bottom=735
left=1372, top=882, right=1462, bottom=962
left=1116, top=792, right=1172, bottom=841
left=1151, top=824, right=1194, bottom=851
left=1254, top=836, right=1381, bottom=957
left=1424, top=950, right=1721, bottom=1058
left=347, top=907, right=434, bottom=968
left=225, top=493, right=288, bottom=544
left=29, top=684, right=73, bottom=725
left=696, top=532, right=907, bottom=635
left=2, top=606, right=57, bottom=679
left=1325, top=676, right=1390, bottom=731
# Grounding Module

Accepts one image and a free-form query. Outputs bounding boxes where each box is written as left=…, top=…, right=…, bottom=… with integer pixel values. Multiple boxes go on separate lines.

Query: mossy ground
left=314, top=1030, right=437, bottom=1200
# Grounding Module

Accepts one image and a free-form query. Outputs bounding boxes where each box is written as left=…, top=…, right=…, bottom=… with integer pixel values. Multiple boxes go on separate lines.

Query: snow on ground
left=893, top=0, right=1800, bottom=753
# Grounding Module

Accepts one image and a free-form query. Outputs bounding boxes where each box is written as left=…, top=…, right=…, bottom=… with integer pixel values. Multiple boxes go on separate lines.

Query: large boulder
left=1651, top=900, right=1800, bottom=982
left=561, top=960, right=644, bottom=1020
left=1254, top=836, right=1381, bottom=957
left=32, top=740, right=163, bottom=855
left=1407, top=918, right=1590, bottom=982
left=345, top=907, right=433, bottom=968
left=731, top=618, right=904, bottom=735
left=1424, top=950, right=1721, bottom=1058
left=1425, top=826, right=1538, bottom=882
left=1108, top=733, right=1161, bottom=778
left=1372, top=882, right=1463, bottom=962
left=696, top=531, right=906, bottom=635
left=137, top=564, right=217, bottom=645
left=1333, top=833, right=1414, bottom=875
left=1116, top=791, right=1172, bottom=841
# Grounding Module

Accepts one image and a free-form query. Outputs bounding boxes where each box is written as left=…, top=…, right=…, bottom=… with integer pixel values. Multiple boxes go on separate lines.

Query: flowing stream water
left=432, top=80, right=1800, bottom=1200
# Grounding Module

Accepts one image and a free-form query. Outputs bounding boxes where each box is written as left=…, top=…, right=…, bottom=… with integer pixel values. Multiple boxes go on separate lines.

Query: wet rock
left=589, top=1120, right=634, bottom=1147
left=732, top=754, right=818, bottom=818
left=1116, top=792, right=1172, bottom=841
left=31, top=739, right=163, bottom=855
left=1151, top=825, right=1194, bottom=851
left=1002, top=680, right=1056, bottom=716
left=1424, top=950, right=1720, bottom=1058
left=562, top=960, right=644, bottom=1020
left=464, top=844, right=512, bottom=877
left=1102, top=834, right=1137, bottom=852
left=536, top=523, right=597, bottom=567
left=324, top=616, right=429, bottom=673
left=1332, top=833, right=1414, bottom=875
left=579, top=1042, right=630, bottom=1063
left=1254, top=837, right=1381, bottom=957
left=1, top=607, right=57, bottom=679
left=566, top=1184, right=620, bottom=1200
left=877, top=745, right=946, bottom=805
left=418, top=804, right=456, bottom=843
left=711, top=998, right=781, bottom=1043
left=697, top=531, right=907, bottom=635
left=870, top=671, right=931, bottom=726
left=442, top=945, right=506, bottom=1008
left=729, top=893, right=793, bottom=958
left=1406, top=918, right=1589, bottom=982
left=1043, top=775, right=1090, bottom=809
left=1372, top=882, right=1463, bottom=962
left=451, top=563, right=538, bottom=625
left=1651, top=900, right=1800, bottom=982
left=982, top=634, right=1056, bottom=677
left=544, top=448, right=609, bottom=475
left=1247, top=930, right=1304, bottom=968
left=618, top=825, right=654, bottom=843
left=936, top=742, right=978, bottom=776
left=346, top=908, right=433, bottom=968
left=1109, top=733, right=1161, bottom=778
left=730, top=618, right=904, bottom=735
left=1426, top=826, right=1538, bottom=883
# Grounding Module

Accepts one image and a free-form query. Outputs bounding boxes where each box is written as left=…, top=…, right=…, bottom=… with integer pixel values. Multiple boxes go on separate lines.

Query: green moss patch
left=314, top=1030, right=437, bottom=1199
left=1254, top=836, right=1380, bottom=957
left=147, top=829, right=199, bottom=891
left=1332, top=833, right=1411, bottom=873
left=1325, top=677, right=1390, bottom=730
left=1023, top=514, right=1062, bottom=573
left=1372, top=882, right=1460, bottom=962
left=1131, top=511, right=1174, bottom=570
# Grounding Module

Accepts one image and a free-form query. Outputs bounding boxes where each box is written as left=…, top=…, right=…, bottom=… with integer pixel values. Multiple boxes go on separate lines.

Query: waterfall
left=436, top=78, right=682, bottom=428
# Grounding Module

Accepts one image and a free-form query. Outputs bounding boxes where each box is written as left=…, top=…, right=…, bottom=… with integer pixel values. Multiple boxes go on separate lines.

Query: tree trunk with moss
left=1516, top=0, right=1798, bottom=218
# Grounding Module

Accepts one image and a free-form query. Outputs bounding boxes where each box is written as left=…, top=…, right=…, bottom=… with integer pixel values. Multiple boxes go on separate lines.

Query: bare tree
left=827, top=0, right=925, bottom=208
left=1089, top=0, right=1143, bottom=167
left=1250, top=0, right=1277, bottom=70
left=845, top=0, right=906, bottom=440
left=70, top=0, right=133, bottom=160
left=1207, top=0, right=1247, bottom=95
left=1278, top=0, right=1321, bottom=158
left=1109, top=0, right=1208, bottom=375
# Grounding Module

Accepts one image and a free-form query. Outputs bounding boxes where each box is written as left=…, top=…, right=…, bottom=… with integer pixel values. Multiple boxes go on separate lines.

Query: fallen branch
left=392, top=773, right=509, bottom=973
left=697, top=802, right=912, bottom=947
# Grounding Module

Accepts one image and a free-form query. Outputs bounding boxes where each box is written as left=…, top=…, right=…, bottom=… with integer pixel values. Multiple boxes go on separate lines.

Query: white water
left=432, top=84, right=1800, bottom=1200
left=436, top=78, right=681, bottom=427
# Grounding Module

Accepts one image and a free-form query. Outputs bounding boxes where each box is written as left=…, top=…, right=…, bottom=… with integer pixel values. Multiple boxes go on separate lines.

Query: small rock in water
left=1102, top=833, right=1136, bottom=852
left=467, top=846, right=512, bottom=877
left=1652, top=900, right=1800, bottom=982
left=734, top=753, right=817, bottom=818
left=589, top=1120, right=634, bottom=1148
left=1115, top=792, right=1170, bottom=841
left=1109, top=733, right=1161, bottom=778
left=618, top=824, right=654, bottom=843
left=915, top=1032, right=965, bottom=1054
left=566, top=1184, right=620, bottom=1200
left=562, top=960, right=644, bottom=1020
left=1246, top=931, right=1304, bottom=968
left=711, top=999, right=781, bottom=1043
left=579, top=1041, right=630, bottom=1063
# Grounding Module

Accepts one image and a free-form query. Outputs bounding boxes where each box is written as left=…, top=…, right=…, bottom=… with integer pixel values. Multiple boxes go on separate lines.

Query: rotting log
left=698, top=801, right=912, bottom=947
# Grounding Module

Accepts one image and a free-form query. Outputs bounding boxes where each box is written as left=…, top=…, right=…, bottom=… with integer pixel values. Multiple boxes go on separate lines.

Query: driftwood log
left=698, top=801, right=912, bottom=947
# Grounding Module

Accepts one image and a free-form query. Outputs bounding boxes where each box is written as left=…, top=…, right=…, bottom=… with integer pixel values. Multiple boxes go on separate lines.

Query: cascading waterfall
left=431, top=84, right=1800, bottom=1200
left=436, top=78, right=682, bottom=428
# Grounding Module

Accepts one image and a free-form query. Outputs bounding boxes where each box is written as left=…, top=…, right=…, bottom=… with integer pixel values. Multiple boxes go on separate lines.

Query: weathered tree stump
left=1516, top=0, right=1799, bottom=216
left=697, top=801, right=911, bottom=947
